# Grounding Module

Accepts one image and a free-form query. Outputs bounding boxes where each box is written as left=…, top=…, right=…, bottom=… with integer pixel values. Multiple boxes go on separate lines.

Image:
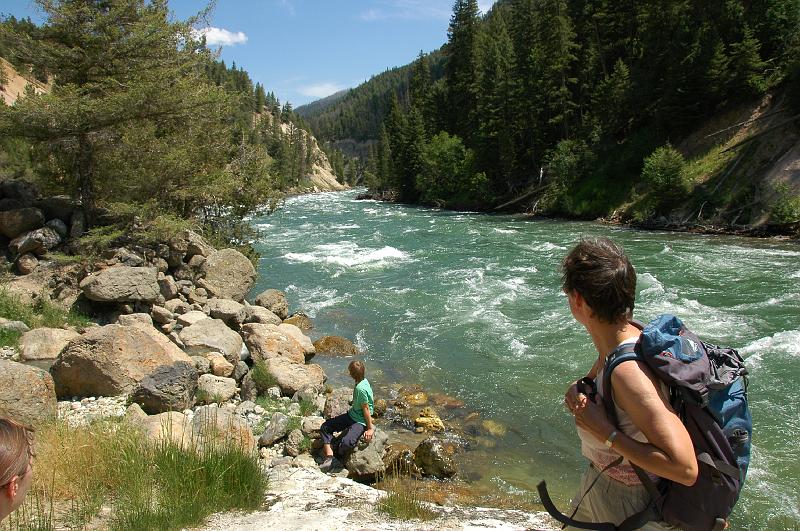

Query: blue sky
left=3, top=0, right=496, bottom=107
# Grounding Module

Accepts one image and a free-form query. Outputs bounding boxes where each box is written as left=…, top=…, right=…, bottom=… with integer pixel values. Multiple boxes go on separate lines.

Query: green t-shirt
left=348, top=379, right=374, bottom=426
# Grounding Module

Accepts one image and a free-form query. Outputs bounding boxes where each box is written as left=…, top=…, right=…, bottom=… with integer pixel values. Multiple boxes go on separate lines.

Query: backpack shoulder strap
left=602, top=343, right=640, bottom=425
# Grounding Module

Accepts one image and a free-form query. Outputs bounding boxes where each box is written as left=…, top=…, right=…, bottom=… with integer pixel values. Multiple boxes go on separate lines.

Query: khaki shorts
left=566, top=465, right=672, bottom=531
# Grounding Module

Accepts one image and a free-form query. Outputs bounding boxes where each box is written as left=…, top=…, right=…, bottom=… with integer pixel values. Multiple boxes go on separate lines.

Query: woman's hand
left=573, top=395, right=615, bottom=443
left=564, top=380, right=588, bottom=413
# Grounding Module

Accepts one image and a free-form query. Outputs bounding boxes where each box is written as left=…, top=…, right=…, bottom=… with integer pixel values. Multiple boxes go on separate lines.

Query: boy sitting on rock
left=319, top=360, right=374, bottom=472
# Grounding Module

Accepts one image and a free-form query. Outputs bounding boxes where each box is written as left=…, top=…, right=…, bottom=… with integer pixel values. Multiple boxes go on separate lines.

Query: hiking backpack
left=538, top=314, right=752, bottom=531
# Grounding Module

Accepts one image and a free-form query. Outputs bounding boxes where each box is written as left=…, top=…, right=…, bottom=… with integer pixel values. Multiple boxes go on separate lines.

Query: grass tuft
left=0, top=287, right=91, bottom=330
left=299, top=397, right=315, bottom=416
left=377, top=478, right=437, bottom=522
left=2, top=417, right=266, bottom=531
left=250, top=361, right=278, bottom=395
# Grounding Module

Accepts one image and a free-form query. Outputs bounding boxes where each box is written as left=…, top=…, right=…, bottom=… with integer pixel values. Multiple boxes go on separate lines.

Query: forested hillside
left=302, top=0, right=800, bottom=229
left=0, top=2, right=344, bottom=256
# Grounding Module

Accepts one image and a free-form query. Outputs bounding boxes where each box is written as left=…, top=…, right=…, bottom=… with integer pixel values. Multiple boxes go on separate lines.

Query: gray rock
left=179, top=318, right=243, bottom=365
left=164, top=298, right=190, bottom=315
left=191, top=355, right=211, bottom=374
left=197, top=374, right=237, bottom=403
left=233, top=361, right=249, bottom=382
left=240, top=372, right=257, bottom=402
left=0, top=207, right=44, bottom=239
left=0, top=360, right=57, bottom=426
left=0, top=318, right=30, bottom=334
left=169, top=230, right=215, bottom=263
left=0, top=198, right=23, bottom=211
left=176, top=310, right=208, bottom=327
left=200, top=249, right=256, bottom=302
left=244, top=304, right=282, bottom=325
left=151, top=305, right=174, bottom=325
left=79, top=266, right=160, bottom=303
left=45, top=218, right=69, bottom=238
left=168, top=332, right=184, bottom=349
left=172, top=264, right=195, bottom=282
left=206, top=298, right=246, bottom=328
left=36, top=196, right=76, bottom=221
left=344, top=428, right=389, bottom=478
left=235, top=400, right=256, bottom=416
left=19, top=327, right=80, bottom=361
left=258, top=412, right=290, bottom=446
left=284, top=429, right=305, bottom=457
left=50, top=324, right=192, bottom=398
left=267, top=386, right=282, bottom=399
left=324, top=387, right=353, bottom=419
left=117, top=313, right=153, bottom=327
left=158, top=275, right=179, bottom=301
left=151, top=257, right=169, bottom=273
left=131, top=361, right=198, bottom=414
left=301, top=416, right=325, bottom=437
left=413, top=436, right=457, bottom=479
left=240, top=323, right=305, bottom=365
left=15, top=253, right=38, bottom=275
left=264, top=357, right=326, bottom=397
left=1, top=180, right=39, bottom=203
left=9, top=226, right=61, bottom=255
left=188, top=254, right=206, bottom=269
left=253, top=289, right=289, bottom=319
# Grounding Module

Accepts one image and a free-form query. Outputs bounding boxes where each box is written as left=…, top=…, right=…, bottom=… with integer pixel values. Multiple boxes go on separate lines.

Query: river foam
left=283, top=242, right=412, bottom=270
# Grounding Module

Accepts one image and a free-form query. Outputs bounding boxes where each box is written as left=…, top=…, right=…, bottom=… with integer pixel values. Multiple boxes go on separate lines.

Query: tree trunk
left=77, top=133, right=95, bottom=227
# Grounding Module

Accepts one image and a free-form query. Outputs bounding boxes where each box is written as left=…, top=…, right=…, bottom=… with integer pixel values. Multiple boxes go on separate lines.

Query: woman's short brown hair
left=348, top=360, right=365, bottom=380
left=561, top=237, right=636, bottom=323
left=0, top=418, right=34, bottom=487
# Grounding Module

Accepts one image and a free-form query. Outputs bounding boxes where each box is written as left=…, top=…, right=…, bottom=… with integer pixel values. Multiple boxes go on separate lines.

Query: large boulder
left=277, top=323, right=315, bottom=360
left=243, top=304, right=281, bottom=325
left=206, top=298, right=246, bottom=328
left=199, top=249, right=256, bottom=302
left=139, top=411, right=193, bottom=448
left=196, top=374, right=237, bottom=403
left=179, top=318, right=243, bottom=365
left=344, top=428, right=389, bottom=479
left=0, top=318, right=29, bottom=334
left=9, top=227, right=61, bottom=255
left=192, top=405, right=255, bottom=451
left=79, top=266, right=160, bottom=303
left=19, top=327, right=80, bottom=361
left=240, top=323, right=305, bottom=365
left=1, top=180, right=39, bottom=204
left=413, top=437, right=457, bottom=479
left=283, top=313, right=313, bottom=331
left=313, top=336, right=360, bottom=357
left=258, top=412, right=290, bottom=447
left=35, top=195, right=76, bottom=221
left=0, top=208, right=44, bottom=239
left=0, top=360, right=57, bottom=426
left=50, top=324, right=192, bottom=398
left=284, top=429, right=305, bottom=457
left=324, top=387, right=353, bottom=419
left=253, top=289, right=289, bottom=319
left=131, top=361, right=198, bottom=414
left=301, top=416, right=325, bottom=438
left=264, top=357, right=325, bottom=397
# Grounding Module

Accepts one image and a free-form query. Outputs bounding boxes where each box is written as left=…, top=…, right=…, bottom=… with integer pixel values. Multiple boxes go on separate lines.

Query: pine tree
left=444, top=0, right=480, bottom=142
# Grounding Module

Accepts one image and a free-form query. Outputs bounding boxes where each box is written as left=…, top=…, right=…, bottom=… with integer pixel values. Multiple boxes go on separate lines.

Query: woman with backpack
left=561, top=237, right=698, bottom=529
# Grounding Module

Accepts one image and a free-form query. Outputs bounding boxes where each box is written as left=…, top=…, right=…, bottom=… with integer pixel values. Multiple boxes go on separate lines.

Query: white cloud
left=277, top=0, right=295, bottom=16
left=298, top=82, right=346, bottom=99
left=359, top=1, right=451, bottom=21
left=194, top=27, right=248, bottom=47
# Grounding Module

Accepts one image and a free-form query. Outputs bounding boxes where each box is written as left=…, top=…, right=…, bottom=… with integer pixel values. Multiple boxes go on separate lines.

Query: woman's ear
left=2, top=476, right=19, bottom=500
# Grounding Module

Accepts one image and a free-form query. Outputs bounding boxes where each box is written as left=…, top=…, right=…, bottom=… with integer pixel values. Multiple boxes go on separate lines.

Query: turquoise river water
left=251, top=189, right=799, bottom=530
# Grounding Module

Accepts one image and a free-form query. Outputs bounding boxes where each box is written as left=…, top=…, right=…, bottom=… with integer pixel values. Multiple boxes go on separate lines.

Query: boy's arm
left=361, top=403, right=374, bottom=442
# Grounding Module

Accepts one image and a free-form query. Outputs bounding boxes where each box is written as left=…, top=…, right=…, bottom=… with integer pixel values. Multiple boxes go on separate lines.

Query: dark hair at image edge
left=561, top=237, right=637, bottom=323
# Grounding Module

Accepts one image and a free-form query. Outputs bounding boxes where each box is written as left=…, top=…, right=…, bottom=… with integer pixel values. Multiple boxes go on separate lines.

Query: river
left=251, top=189, right=799, bottom=530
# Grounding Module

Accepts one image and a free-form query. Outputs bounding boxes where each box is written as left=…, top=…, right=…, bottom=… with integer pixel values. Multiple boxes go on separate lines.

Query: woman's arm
left=573, top=360, right=698, bottom=486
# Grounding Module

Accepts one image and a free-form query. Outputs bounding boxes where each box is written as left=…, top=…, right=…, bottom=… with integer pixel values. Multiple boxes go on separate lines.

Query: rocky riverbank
left=0, top=181, right=556, bottom=530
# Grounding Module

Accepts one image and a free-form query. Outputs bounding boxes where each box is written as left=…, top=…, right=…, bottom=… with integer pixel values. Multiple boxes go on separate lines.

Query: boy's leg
left=336, top=421, right=366, bottom=459
left=320, top=413, right=354, bottom=460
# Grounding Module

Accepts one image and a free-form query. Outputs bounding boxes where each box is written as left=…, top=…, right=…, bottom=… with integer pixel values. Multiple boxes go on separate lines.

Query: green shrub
left=299, top=397, right=315, bottom=417
left=0, top=328, right=22, bottom=349
left=640, top=144, right=690, bottom=215
left=770, top=183, right=800, bottom=224
left=0, top=288, right=91, bottom=330
left=251, top=361, right=278, bottom=395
